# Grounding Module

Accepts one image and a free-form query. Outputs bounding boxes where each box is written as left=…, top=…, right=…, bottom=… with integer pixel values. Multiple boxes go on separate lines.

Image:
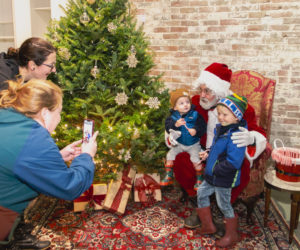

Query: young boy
left=195, top=93, right=248, bottom=248
left=160, top=88, right=206, bottom=189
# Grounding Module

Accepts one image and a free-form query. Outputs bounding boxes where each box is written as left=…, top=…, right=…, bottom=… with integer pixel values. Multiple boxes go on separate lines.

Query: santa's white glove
left=167, top=129, right=182, bottom=146
left=231, top=126, right=255, bottom=147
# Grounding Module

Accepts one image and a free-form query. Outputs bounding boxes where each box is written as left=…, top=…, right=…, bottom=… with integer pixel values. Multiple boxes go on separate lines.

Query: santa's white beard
left=200, top=96, right=218, bottom=110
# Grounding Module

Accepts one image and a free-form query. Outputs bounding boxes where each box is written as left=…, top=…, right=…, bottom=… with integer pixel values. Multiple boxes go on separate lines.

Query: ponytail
left=0, top=79, right=62, bottom=118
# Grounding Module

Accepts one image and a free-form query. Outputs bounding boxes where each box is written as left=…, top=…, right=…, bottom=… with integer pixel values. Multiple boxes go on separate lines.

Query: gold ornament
left=58, top=47, right=71, bottom=60
left=87, top=0, right=95, bottom=4
left=91, top=65, right=100, bottom=78
left=80, top=11, right=90, bottom=24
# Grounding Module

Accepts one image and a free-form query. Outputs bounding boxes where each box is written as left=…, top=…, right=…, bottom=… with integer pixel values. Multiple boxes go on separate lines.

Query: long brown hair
left=5, top=37, right=56, bottom=67
left=0, top=78, right=62, bottom=118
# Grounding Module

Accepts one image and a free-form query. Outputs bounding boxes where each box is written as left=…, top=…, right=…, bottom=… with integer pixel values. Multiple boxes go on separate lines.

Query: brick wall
left=131, top=0, right=300, bottom=149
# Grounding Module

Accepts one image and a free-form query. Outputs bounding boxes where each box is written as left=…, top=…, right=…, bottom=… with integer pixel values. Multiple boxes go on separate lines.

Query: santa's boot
left=216, top=215, right=240, bottom=248
left=184, top=209, right=201, bottom=229
left=194, top=169, right=203, bottom=190
left=160, top=164, right=174, bottom=186
left=196, top=206, right=217, bottom=235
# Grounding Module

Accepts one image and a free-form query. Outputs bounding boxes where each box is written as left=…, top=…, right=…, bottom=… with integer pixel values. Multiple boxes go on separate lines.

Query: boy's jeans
left=197, top=180, right=234, bottom=218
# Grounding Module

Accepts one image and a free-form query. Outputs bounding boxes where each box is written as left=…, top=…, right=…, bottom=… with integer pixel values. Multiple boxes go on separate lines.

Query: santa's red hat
left=193, top=63, right=232, bottom=98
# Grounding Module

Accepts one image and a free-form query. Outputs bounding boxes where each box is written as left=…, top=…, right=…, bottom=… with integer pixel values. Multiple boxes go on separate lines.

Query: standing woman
left=0, top=37, right=56, bottom=90
left=0, top=79, right=98, bottom=249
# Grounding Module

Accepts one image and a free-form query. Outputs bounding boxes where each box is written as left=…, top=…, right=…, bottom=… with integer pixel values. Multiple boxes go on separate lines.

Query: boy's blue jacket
left=204, top=120, right=247, bottom=188
left=165, top=105, right=206, bottom=146
left=0, top=108, right=95, bottom=214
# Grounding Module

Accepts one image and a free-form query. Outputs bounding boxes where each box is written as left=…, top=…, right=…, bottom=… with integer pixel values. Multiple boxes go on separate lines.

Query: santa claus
left=166, top=63, right=267, bottom=227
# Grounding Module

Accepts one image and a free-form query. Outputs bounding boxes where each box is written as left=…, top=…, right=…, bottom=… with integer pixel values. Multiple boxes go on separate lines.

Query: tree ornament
left=91, top=60, right=100, bottom=78
left=146, top=97, right=160, bottom=109
left=132, top=128, right=140, bottom=139
left=115, top=92, right=128, bottom=105
left=126, top=54, right=138, bottom=68
left=52, top=32, right=59, bottom=42
left=58, top=47, right=71, bottom=60
left=126, top=45, right=138, bottom=68
left=118, top=149, right=131, bottom=162
left=107, top=22, right=117, bottom=33
left=87, top=0, right=95, bottom=4
left=80, top=10, right=90, bottom=24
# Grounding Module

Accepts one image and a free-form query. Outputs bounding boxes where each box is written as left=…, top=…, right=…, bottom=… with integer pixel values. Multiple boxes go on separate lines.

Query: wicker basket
left=271, top=139, right=300, bottom=182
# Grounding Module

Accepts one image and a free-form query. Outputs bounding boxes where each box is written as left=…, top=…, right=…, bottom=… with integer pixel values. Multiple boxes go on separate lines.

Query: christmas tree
left=47, top=0, right=170, bottom=183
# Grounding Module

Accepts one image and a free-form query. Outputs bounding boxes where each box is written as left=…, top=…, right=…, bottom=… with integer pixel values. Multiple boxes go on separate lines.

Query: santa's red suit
left=173, top=94, right=266, bottom=203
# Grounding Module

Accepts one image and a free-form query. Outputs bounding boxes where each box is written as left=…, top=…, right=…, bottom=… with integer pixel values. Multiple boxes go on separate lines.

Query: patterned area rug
left=22, top=187, right=300, bottom=249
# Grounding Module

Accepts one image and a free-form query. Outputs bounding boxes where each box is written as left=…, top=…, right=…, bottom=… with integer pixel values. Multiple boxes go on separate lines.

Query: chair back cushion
left=230, top=70, right=276, bottom=140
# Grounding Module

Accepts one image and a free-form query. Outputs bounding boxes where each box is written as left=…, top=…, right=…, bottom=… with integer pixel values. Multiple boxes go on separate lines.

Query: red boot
left=216, top=215, right=240, bottom=248
left=196, top=207, right=217, bottom=235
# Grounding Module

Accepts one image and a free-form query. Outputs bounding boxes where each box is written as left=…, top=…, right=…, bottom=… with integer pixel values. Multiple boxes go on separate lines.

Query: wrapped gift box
left=102, top=167, right=136, bottom=215
left=73, top=183, right=107, bottom=212
left=134, top=173, right=162, bottom=203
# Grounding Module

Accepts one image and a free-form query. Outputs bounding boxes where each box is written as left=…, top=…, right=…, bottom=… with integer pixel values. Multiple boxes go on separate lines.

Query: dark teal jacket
left=0, top=108, right=95, bottom=214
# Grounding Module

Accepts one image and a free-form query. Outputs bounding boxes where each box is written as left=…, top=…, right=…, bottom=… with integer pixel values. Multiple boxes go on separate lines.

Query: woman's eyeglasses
left=42, top=63, right=56, bottom=71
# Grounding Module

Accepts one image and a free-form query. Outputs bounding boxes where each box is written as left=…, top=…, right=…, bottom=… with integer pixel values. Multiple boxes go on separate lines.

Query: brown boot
left=216, top=215, right=240, bottom=248
left=196, top=207, right=217, bottom=235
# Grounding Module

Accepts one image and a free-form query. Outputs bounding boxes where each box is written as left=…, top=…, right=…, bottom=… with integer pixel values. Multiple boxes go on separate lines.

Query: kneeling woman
left=0, top=79, right=98, bottom=248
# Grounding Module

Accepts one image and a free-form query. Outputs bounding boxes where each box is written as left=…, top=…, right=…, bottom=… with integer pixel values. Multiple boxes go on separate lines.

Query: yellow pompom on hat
left=170, top=88, right=190, bottom=108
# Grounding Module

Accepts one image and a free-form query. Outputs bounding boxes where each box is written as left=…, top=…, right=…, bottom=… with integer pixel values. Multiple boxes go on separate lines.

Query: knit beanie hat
left=170, top=88, right=190, bottom=108
left=217, top=93, right=248, bottom=121
left=193, top=62, right=232, bottom=98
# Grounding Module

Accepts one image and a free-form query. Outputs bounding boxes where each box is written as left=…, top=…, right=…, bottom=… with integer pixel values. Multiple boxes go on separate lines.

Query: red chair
left=230, top=70, right=276, bottom=223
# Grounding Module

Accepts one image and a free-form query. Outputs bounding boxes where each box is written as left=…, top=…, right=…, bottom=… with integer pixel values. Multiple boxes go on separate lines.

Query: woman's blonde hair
left=0, top=78, right=62, bottom=118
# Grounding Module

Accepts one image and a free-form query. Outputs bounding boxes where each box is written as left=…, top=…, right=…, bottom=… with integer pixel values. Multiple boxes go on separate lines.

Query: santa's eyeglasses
left=198, top=88, right=212, bottom=95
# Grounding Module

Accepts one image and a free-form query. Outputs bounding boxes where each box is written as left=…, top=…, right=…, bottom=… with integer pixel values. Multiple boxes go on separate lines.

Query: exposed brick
left=170, top=27, right=188, bottom=32
left=130, top=0, right=300, bottom=148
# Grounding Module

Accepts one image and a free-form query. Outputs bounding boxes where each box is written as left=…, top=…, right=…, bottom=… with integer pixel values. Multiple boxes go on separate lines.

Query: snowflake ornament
left=107, top=22, right=117, bottom=33
left=115, top=92, right=128, bottom=105
left=118, top=149, right=131, bottom=162
left=146, top=97, right=160, bottom=109
left=126, top=54, right=138, bottom=68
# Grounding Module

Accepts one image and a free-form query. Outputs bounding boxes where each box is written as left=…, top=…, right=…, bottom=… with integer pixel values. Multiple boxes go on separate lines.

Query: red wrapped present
left=102, top=166, right=136, bottom=215
left=73, top=183, right=107, bottom=212
left=134, top=173, right=162, bottom=203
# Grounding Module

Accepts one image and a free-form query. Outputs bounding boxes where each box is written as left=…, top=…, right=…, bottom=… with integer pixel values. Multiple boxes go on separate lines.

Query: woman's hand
left=82, top=131, right=99, bottom=158
left=60, top=140, right=82, bottom=162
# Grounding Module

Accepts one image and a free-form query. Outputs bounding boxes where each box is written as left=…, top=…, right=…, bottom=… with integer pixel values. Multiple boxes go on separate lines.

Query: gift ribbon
left=109, top=167, right=133, bottom=213
left=135, top=174, right=160, bottom=203
left=74, top=185, right=105, bottom=207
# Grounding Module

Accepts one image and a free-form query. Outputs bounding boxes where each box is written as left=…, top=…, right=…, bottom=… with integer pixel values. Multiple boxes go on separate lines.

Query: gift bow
left=135, top=174, right=160, bottom=203
left=74, top=185, right=105, bottom=207
left=110, top=168, right=133, bottom=212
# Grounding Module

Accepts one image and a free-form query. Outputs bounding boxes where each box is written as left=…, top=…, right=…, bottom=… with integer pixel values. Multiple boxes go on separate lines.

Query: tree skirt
left=24, top=187, right=300, bottom=249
